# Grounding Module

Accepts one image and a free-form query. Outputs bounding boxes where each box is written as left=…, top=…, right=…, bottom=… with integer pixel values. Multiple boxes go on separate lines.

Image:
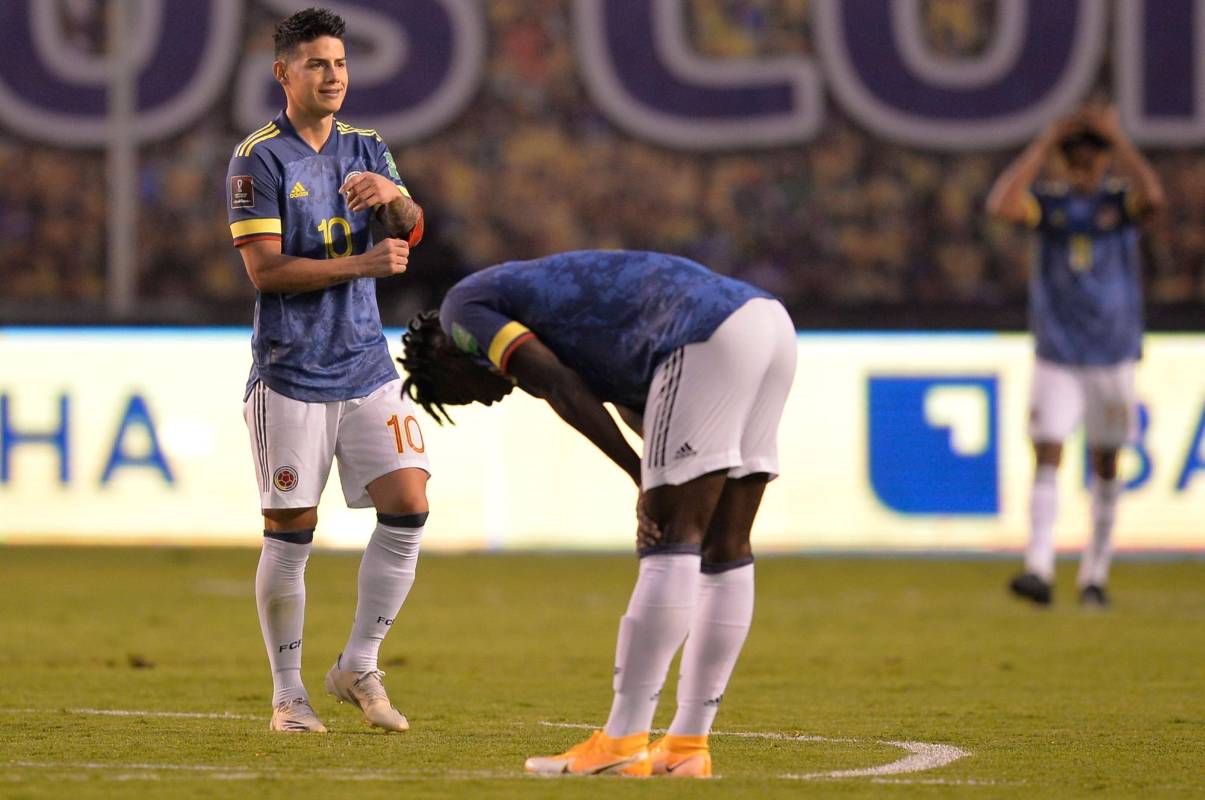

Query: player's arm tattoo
left=377, top=194, right=422, bottom=239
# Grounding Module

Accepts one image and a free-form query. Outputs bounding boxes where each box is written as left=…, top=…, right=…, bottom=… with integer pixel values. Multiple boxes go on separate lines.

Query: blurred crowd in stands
left=0, top=0, right=1201, bottom=327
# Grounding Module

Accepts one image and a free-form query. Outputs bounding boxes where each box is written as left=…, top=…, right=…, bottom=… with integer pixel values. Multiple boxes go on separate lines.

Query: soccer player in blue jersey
left=400, top=250, right=797, bottom=777
left=987, top=104, right=1165, bottom=607
left=226, top=8, right=430, bottom=733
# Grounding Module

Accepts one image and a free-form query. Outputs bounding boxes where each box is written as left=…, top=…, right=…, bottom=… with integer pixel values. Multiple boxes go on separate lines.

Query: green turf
left=0, top=548, right=1201, bottom=799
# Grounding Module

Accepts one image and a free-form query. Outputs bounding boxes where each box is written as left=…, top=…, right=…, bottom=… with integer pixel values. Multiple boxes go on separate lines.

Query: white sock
left=1025, top=465, right=1059, bottom=581
left=256, top=531, right=312, bottom=707
left=604, top=551, right=702, bottom=738
left=669, top=560, right=754, bottom=736
left=340, top=513, right=426, bottom=674
left=1079, top=478, right=1121, bottom=588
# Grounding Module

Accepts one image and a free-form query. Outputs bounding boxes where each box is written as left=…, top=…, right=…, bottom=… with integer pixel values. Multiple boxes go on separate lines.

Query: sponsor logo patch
left=383, top=151, right=401, bottom=181
left=230, top=175, right=255, bottom=209
left=451, top=322, right=479, bottom=355
left=289, top=181, right=309, bottom=199
left=273, top=466, right=299, bottom=493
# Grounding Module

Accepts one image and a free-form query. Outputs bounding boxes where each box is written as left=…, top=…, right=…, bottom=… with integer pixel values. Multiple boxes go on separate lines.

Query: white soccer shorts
left=641, top=297, right=797, bottom=489
left=1028, top=358, right=1137, bottom=449
left=243, top=378, right=431, bottom=509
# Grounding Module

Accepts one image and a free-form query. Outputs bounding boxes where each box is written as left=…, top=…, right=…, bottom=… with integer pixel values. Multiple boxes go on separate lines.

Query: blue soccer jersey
left=227, top=111, right=414, bottom=401
left=439, top=250, right=777, bottom=408
left=1023, top=180, right=1144, bottom=365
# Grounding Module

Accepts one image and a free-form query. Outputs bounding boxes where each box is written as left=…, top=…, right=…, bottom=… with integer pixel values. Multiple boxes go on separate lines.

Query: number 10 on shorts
left=387, top=414, right=425, bottom=454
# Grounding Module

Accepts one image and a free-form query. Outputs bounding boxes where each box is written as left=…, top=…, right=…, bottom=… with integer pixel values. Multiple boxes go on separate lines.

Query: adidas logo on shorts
left=673, top=442, right=696, bottom=460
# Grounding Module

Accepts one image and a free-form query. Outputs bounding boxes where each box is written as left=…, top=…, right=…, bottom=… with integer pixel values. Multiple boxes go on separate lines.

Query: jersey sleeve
left=226, top=147, right=281, bottom=247
left=371, top=137, right=424, bottom=246
left=371, top=137, right=412, bottom=200
left=440, top=286, right=536, bottom=374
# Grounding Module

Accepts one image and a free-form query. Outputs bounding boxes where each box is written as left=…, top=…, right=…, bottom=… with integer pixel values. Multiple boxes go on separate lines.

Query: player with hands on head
left=225, top=7, right=429, bottom=734
left=400, top=250, right=797, bottom=778
left=987, top=103, right=1165, bottom=607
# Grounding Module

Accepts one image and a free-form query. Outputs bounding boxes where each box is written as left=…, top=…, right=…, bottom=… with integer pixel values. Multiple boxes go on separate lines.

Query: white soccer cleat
left=269, top=697, right=327, bottom=733
left=324, top=659, right=410, bottom=732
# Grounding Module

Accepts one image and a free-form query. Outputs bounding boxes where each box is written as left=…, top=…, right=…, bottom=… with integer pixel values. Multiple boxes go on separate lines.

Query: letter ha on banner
left=1, top=330, right=1202, bottom=551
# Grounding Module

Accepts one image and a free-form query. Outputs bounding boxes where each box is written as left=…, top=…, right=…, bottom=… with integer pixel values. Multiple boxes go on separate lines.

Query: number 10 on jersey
left=317, top=217, right=353, bottom=259
left=387, top=414, right=425, bottom=454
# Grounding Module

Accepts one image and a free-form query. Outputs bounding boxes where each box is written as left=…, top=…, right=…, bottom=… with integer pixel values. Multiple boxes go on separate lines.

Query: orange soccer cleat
left=524, top=730, right=651, bottom=776
left=649, top=734, right=712, bottom=778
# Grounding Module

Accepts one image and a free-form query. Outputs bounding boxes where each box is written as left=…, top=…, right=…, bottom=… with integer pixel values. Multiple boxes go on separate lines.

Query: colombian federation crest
left=273, top=466, right=298, bottom=492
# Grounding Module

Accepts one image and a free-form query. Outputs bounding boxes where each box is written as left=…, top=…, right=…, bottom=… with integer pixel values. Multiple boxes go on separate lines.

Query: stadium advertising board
left=3, top=0, right=1203, bottom=150
left=1, top=329, right=1202, bottom=551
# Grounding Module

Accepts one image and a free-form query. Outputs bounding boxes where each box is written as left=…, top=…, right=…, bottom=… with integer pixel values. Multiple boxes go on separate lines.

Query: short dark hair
left=399, top=310, right=456, bottom=426
left=273, top=7, right=346, bottom=60
left=1059, top=130, right=1111, bottom=156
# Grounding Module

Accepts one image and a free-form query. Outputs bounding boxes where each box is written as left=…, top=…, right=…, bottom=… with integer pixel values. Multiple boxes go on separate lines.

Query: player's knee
left=263, top=507, right=318, bottom=531
left=263, top=527, right=315, bottom=545
left=1033, top=442, right=1063, bottom=467
left=702, top=537, right=752, bottom=566
left=1091, top=449, right=1120, bottom=480
left=377, top=510, right=429, bottom=529
left=648, top=518, right=707, bottom=548
left=702, top=554, right=755, bottom=575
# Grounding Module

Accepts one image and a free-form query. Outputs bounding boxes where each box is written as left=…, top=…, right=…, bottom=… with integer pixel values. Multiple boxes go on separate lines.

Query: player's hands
left=357, top=238, right=410, bottom=278
left=340, top=172, right=403, bottom=214
left=636, top=493, right=662, bottom=550
left=1040, top=115, right=1085, bottom=147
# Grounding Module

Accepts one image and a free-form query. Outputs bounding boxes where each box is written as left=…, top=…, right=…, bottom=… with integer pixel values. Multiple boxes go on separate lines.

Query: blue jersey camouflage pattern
left=1025, top=181, right=1144, bottom=365
left=439, top=250, right=777, bottom=408
left=227, top=111, right=412, bottom=402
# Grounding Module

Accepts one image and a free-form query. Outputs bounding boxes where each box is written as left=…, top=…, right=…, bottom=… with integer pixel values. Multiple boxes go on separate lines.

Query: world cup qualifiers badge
left=273, top=466, right=299, bottom=492
left=230, top=175, right=255, bottom=209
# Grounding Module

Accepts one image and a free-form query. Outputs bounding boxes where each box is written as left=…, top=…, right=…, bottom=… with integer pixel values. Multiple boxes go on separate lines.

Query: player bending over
left=401, top=250, right=797, bottom=777
left=226, top=8, right=429, bottom=732
left=987, top=104, right=1165, bottom=607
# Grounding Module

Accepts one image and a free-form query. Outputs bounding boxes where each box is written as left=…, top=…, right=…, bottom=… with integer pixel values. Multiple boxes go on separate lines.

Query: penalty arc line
left=1, top=709, right=971, bottom=782
left=539, top=721, right=971, bottom=780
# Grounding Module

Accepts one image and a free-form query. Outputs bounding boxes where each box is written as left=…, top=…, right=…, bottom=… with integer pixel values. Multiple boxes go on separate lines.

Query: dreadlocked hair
left=400, top=310, right=455, bottom=426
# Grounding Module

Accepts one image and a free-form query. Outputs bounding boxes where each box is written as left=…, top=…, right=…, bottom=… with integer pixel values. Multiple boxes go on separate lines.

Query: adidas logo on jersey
left=673, top=442, right=696, bottom=460
left=289, top=181, right=309, bottom=199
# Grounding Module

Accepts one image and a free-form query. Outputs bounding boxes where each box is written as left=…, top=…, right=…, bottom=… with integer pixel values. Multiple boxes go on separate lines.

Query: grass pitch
left=0, top=547, right=1201, bottom=799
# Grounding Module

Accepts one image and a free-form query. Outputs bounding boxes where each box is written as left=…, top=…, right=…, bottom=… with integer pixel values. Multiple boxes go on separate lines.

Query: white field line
left=2, top=710, right=972, bottom=783
left=780, top=740, right=970, bottom=781
left=4, top=762, right=522, bottom=782
left=871, top=777, right=1019, bottom=786
left=541, top=720, right=970, bottom=781
left=3, top=707, right=259, bottom=720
